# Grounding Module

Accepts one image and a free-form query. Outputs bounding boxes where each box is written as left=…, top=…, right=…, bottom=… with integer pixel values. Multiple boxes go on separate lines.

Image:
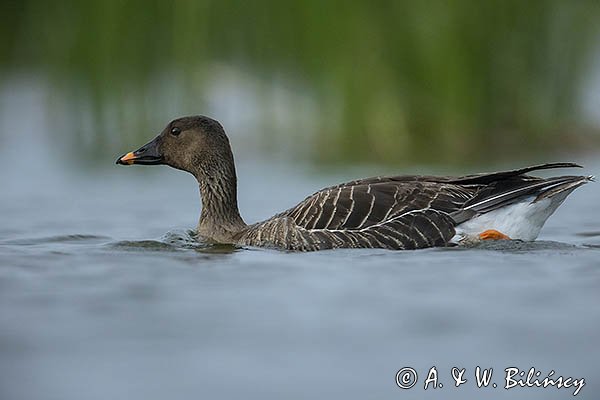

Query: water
left=1, top=148, right=599, bottom=400
left=1, top=83, right=600, bottom=400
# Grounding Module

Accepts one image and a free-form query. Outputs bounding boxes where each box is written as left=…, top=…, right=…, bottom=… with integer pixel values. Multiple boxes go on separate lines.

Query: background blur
left=2, top=0, right=600, bottom=166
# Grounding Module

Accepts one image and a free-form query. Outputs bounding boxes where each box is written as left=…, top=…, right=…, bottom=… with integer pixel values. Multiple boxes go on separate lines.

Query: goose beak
left=116, top=136, right=163, bottom=165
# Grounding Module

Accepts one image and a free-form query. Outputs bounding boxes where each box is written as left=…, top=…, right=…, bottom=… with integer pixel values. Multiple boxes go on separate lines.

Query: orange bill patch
left=119, top=152, right=136, bottom=165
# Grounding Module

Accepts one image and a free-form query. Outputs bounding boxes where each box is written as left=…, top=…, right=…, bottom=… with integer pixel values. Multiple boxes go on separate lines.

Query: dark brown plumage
left=117, top=116, right=592, bottom=251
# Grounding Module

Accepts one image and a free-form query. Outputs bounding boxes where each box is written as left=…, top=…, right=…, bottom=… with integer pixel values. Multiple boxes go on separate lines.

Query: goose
left=116, top=115, right=592, bottom=251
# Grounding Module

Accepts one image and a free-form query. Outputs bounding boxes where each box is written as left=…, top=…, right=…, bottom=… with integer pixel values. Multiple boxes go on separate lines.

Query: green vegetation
left=1, top=0, right=599, bottom=164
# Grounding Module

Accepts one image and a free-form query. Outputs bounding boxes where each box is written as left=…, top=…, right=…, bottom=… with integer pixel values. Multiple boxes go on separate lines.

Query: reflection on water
left=108, top=239, right=182, bottom=252
left=108, top=230, right=242, bottom=254
left=461, top=239, right=582, bottom=252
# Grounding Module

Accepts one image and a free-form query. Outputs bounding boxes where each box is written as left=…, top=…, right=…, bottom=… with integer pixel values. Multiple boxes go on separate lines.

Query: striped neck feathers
left=193, top=152, right=247, bottom=242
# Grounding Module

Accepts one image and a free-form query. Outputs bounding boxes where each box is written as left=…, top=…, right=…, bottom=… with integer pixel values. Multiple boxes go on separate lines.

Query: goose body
left=117, top=116, right=592, bottom=251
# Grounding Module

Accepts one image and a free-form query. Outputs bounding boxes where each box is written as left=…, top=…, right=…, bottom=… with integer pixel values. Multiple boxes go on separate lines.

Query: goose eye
left=170, top=127, right=181, bottom=136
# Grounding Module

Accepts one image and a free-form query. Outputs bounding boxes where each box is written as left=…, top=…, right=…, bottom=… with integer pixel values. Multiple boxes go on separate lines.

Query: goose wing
left=281, top=162, right=584, bottom=231
left=255, top=162, right=586, bottom=250
left=283, top=180, right=473, bottom=230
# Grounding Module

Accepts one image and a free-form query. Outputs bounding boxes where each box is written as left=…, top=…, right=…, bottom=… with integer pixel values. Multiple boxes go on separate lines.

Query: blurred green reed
left=1, top=0, right=599, bottom=164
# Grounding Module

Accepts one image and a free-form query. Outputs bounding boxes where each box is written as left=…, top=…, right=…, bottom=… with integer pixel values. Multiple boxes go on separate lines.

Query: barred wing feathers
left=246, top=180, right=473, bottom=251
left=240, top=163, right=586, bottom=251
left=285, top=180, right=473, bottom=231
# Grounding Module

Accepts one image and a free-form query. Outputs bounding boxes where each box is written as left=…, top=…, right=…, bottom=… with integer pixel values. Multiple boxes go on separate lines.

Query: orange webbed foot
left=479, top=229, right=511, bottom=241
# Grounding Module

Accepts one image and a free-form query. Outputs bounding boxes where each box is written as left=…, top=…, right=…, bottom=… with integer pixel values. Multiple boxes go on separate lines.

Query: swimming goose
left=117, top=115, right=592, bottom=251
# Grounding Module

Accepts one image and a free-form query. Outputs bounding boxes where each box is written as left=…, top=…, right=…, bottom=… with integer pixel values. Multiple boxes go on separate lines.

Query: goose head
left=116, top=115, right=235, bottom=178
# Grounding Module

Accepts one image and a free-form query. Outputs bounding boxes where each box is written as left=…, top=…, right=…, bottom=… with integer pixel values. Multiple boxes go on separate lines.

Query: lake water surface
left=1, top=105, right=599, bottom=399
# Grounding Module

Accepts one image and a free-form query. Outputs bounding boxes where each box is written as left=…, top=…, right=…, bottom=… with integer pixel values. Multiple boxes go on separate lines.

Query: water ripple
left=0, top=234, right=111, bottom=246
left=576, top=230, right=600, bottom=237
left=107, top=240, right=179, bottom=251
left=106, top=230, right=241, bottom=254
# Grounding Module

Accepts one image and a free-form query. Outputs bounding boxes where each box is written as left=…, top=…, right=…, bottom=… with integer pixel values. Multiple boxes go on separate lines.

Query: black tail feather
left=449, top=162, right=583, bottom=185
